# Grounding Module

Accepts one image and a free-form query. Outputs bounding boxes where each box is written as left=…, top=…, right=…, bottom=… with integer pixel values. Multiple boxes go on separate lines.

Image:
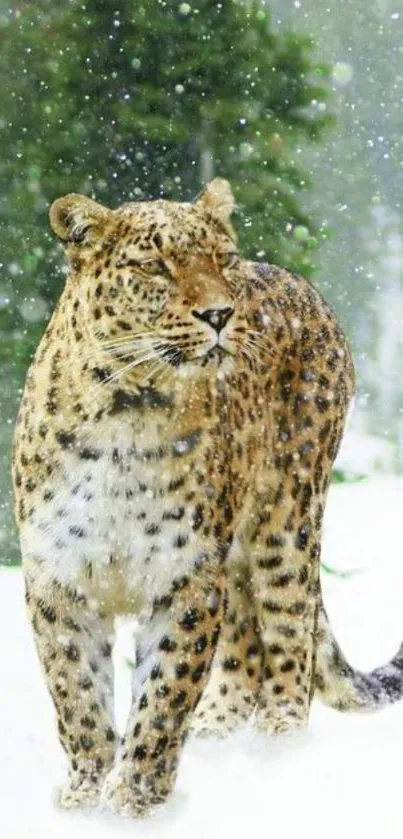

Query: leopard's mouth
left=201, top=346, right=230, bottom=365
left=166, top=344, right=233, bottom=367
left=154, top=341, right=235, bottom=371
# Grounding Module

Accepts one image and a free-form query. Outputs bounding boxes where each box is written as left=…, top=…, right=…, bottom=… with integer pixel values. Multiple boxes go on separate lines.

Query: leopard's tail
left=315, top=597, right=403, bottom=711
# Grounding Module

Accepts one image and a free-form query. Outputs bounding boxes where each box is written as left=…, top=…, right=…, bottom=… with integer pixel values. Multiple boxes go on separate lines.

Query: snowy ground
left=2, top=476, right=403, bottom=838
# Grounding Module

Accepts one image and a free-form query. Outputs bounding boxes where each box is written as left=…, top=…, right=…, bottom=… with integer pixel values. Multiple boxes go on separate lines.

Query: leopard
left=12, top=178, right=403, bottom=818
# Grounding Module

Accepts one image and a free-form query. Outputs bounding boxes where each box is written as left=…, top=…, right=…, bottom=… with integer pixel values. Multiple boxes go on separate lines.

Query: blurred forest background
left=0, top=0, right=402, bottom=564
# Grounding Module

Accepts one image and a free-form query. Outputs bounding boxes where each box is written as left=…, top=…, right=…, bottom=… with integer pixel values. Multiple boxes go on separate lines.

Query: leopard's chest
left=20, top=437, right=205, bottom=612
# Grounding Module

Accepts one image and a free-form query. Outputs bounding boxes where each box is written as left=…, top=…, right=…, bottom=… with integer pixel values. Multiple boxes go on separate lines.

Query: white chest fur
left=20, top=423, right=203, bottom=614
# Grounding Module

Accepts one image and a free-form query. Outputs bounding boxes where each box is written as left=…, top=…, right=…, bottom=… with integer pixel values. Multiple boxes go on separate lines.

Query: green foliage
left=0, top=0, right=331, bottom=563
left=331, top=469, right=366, bottom=484
left=320, top=562, right=362, bottom=579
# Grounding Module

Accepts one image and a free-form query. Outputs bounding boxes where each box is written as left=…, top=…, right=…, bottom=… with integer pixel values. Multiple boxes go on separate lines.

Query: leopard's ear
left=196, top=178, right=236, bottom=223
left=196, top=178, right=237, bottom=241
left=49, top=194, right=110, bottom=247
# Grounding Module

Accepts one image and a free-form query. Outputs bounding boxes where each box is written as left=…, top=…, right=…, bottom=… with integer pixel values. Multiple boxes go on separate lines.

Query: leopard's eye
left=215, top=251, right=240, bottom=269
left=138, top=258, right=168, bottom=276
left=115, top=257, right=170, bottom=276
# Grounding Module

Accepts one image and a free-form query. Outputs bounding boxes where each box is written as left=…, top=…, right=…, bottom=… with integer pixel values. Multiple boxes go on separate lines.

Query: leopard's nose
left=192, top=306, right=234, bottom=333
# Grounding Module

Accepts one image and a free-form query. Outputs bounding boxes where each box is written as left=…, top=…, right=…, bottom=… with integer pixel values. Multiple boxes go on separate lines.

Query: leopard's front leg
left=24, top=568, right=117, bottom=808
left=101, top=558, right=224, bottom=818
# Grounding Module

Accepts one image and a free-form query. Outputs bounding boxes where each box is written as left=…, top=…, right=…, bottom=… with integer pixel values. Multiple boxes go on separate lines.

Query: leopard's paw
left=58, top=776, right=101, bottom=810
left=254, top=704, right=308, bottom=737
left=191, top=712, right=238, bottom=739
left=191, top=691, right=255, bottom=738
left=100, top=766, right=173, bottom=818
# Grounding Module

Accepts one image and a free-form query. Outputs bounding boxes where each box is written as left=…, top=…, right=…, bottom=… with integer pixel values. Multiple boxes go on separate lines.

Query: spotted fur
left=13, top=179, right=403, bottom=817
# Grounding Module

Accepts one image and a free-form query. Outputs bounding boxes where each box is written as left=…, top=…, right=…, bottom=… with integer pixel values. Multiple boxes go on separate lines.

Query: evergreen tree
left=269, top=0, right=403, bottom=453
left=0, top=0, right=331, bottom=562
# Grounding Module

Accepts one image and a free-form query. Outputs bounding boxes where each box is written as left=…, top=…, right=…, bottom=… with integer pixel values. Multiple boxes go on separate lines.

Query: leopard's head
left=50, top=179, right=269, bottom=386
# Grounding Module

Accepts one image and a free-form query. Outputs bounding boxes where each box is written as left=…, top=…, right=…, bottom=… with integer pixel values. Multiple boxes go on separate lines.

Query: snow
left=3, top=477, right=403, bottom=838
left=335, top=427, right=396, bottom=475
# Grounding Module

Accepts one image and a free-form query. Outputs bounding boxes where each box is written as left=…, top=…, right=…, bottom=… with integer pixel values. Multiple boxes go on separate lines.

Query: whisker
left=75, top=344, right=149, bottom=368
left=242, top=338, right=263, bottom=364
left=155, top=360, right=175, bottom=389
left=76, top=334, right=158, bottom=365
left=94, top=351, right=159, bottom=390
left=97, top=330, right=156, bottom=348
left=158, top=345, right=184, bottom=367
left=247, top=329, right=276, bottom=351
left=138, top=356, right=166, bottom=388
left=246, top=334, right=276, bottom=360
left=243, top=338, right=262, bottom=365
left=103, top=347, right=154, bottom=363
left=239, top=347, right=256, bottom=369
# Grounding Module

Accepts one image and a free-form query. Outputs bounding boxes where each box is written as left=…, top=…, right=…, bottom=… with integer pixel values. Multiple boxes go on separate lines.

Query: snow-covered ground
left=2, top=476, right=403, bottom=839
